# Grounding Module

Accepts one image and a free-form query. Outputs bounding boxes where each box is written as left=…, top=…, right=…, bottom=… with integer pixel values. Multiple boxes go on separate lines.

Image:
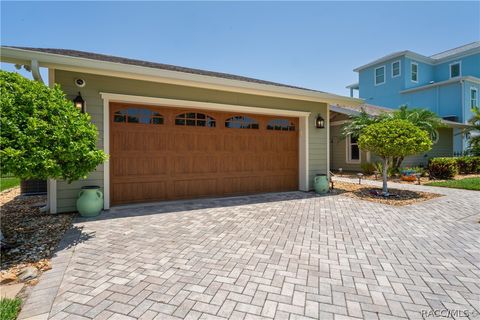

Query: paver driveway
left=20, top=180, right=480, bottom=320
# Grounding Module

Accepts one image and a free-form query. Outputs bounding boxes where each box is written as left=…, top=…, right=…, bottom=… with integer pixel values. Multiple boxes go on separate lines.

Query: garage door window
left=225, top=116, right=259, bottom=129
left=267, top=119, right=295, bottom=131
left=113, top=108, right=164, bottom=125
left=175, top=113, right=216, bottom=127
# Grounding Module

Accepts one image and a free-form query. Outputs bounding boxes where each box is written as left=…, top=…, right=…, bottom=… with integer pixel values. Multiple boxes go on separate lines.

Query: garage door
left=110, top=102, right=299, bottom=205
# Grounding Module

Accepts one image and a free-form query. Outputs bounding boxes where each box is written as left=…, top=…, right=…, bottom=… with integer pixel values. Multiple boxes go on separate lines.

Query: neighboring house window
left=450, top=62, right=461, bottom=78
left=175, top=112, right=216, bottom=127
left=346, top=135, right=361, bottom=163
left=266, top=119, right=295, bottom=131
left=411, top=62, right=418, bottom=82
left=392, top=60, right=401, bottom=78
left=472, top=88, right=478, bottom=108
left=374, top=66, right=385, bottom=85
left=113, top=108, right=164, bottom=124
left=225, top=116, right=259, bottom=129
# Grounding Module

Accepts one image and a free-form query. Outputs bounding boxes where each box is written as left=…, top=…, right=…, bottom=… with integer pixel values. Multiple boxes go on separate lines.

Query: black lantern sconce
left=315, top=114, right=325, bottom=129
left=73, top=92, right=86, bottom=113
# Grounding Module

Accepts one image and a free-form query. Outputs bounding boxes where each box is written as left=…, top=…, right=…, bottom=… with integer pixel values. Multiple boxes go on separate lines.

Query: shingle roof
left=429, top=41, right=480, bottom=60
left=3, top=46, right=322, bottom=93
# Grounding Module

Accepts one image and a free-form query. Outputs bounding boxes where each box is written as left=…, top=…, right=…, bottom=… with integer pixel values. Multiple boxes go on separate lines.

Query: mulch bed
left=331, top=181, right=442, bottom=206
left=0, top=187, right=74, bottom=285
left=338, top=172, right=480, bottom=185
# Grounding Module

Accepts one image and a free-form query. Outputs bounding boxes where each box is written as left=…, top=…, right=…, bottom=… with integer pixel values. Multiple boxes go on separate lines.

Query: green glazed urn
left=313, top=174, right=329, bottom=194
left=76, top=186, right=103, bottom=217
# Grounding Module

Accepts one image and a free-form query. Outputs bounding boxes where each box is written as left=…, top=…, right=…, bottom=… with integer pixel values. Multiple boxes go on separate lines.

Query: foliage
left=464, top=107, right=480, bottom=156
left=455, top=156, right=480, bottom=174
left=0, top=177, right=20, bottom=192
left=381, top=105, right=444, bottom=141
left=373, top=161, right=397, bottom=177
left=0, top=298, right=21, bottom=320
left=358, top=119, right=432, bottom=194
left=428, top=157, right=458, bottom=179
left=360, top=162, right=376, bottom=175
left=341, top=109, right=380, bottom=138
left=358, top=119, right=432, bottom=159
left=425, top=177, right=480, bottom=191
left=0, top=71, right=107, bottom=182
left=342, top=105, right=443, bottom=171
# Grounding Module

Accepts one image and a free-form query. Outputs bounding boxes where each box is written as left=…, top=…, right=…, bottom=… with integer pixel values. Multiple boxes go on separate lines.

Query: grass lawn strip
left=0, top=297, right=21, bottom=320
left=425, top=177, right=480, bottom=191
left=0, top=177, right=20, bottom=192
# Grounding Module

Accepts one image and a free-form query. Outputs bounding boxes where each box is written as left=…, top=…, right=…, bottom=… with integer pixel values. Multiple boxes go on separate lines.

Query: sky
left=1, top=1, right=479, bottom=96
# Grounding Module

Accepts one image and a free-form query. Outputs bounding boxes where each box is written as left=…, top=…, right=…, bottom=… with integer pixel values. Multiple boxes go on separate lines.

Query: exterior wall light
left=73, top=92, right=86, bottom=113
left=315, top=114, right=325, bottom=129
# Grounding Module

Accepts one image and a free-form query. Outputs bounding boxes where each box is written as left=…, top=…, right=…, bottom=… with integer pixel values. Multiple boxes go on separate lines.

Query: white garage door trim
left=100, top=92, right=310, bottom=210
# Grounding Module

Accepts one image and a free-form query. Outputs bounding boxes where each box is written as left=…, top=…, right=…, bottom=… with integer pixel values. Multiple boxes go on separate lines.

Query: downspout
left=30, top=59, right=44, bottom=84
left=31, top=60, right=50, bottom=213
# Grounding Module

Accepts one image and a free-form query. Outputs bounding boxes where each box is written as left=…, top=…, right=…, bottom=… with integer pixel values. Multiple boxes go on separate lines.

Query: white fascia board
left=1, top=47, right=362, bottom=106
left=400, top=76, right=480, bottom=94
left=100, top=92, right=312, bottom=117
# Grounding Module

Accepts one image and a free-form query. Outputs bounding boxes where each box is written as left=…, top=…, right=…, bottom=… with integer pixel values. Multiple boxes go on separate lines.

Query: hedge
left=428, top=158, right=458, bottom=179
left=456, top=156, right=480, bottom=174
left=428, top=156, right=480, bottom=179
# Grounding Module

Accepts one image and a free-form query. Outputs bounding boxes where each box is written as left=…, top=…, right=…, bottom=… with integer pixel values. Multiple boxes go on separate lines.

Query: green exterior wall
left=54, top=70, right=329, bottom=212
left=330, top=126, right=453, bottom=172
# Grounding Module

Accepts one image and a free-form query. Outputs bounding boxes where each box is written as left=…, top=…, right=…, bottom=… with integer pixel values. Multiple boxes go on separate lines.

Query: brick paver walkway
left=19, top=181, right=480, bottom=319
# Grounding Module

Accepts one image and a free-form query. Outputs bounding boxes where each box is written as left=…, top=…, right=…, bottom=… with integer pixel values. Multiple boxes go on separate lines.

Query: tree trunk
left=382, top=157, right=389, bottom=196
left=392, top=156, right=404, bottom=172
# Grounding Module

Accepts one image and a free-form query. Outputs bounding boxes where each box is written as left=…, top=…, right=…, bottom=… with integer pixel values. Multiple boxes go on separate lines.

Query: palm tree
left=464, top=107, right=480, bottom=156
left=342, top=105, right=444, bottom=171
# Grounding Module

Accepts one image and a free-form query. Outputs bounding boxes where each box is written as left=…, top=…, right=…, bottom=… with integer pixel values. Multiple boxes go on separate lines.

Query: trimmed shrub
left=456, top=156, right=480, bottom=174
left=360, top=162, right=376, bottom=175
left=428, top=158, right=458, bottom=179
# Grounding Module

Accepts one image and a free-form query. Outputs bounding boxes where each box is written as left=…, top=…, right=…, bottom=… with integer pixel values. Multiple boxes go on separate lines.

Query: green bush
left=428, top=158, right=458, bottom=179
left=1, top=71, right=107, bottom=182
left=0, top=298, right=21, bottom=320
left=360, top=162, right=376, bottom=175
left=456, top=156, right=480, bottom=174
left=373, top=162, right=397, bottom=177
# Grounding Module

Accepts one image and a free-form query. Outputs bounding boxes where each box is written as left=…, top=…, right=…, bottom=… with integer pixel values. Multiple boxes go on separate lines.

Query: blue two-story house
left=347, top=42, right=480, bottom=153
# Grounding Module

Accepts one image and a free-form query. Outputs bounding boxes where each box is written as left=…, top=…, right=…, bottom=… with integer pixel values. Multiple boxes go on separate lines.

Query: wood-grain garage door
left=110, top=102, right=299, bottom=205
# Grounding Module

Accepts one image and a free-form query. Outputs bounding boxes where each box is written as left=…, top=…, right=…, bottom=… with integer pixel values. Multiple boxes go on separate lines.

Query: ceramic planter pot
left=314, top=174, right=329, bottom=194
left=76, top=186, right=103, bottom=217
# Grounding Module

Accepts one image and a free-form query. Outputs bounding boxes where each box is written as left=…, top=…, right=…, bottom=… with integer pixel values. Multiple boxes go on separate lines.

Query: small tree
left=0, top=70, right=107, bottom=182
left=358, top=119, right=432, bottom=195
left=342, top=106, right=443, bottom=172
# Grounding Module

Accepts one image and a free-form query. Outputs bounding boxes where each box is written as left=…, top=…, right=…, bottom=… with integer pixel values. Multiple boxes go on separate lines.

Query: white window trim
left=449, top=61, right=462, bottom=79
left=391, top=60, right=401, bottom=78
left=345, top=134, right=361, bottom=164
left=374, top=65, right=386, bottom=86
left=471, top=87, right=478, bottom=108
left=411, top=62, right=419, bottom=83
left=101, top=92, right=311, bottom=209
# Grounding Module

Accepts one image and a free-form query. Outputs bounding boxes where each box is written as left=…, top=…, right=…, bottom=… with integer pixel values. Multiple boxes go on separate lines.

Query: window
left=346, top=135, right=360, bottom=163
left=450, top=62, right=461, bottom=78
left=472, top=88, right=478, bottom=109
left=225, top=116, right=259, bottom=129
left=266, top=119, right=295, bottom=131
left=113, top=108, right=164, bottom=124
left=374, top=66, right=385, bottom=85
left=175, top=112, right=216, bottom=127
left=392, top=60, right=401, bottom=78
left=411, top=62, right=418, bottom=82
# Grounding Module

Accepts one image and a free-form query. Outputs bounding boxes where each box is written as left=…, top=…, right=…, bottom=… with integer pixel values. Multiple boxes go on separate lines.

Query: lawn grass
left=0, top=298, right=21, bottom=320
left=425, top=177, right=480, bottom=191
left=0, top=177, right=20, bottom=192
